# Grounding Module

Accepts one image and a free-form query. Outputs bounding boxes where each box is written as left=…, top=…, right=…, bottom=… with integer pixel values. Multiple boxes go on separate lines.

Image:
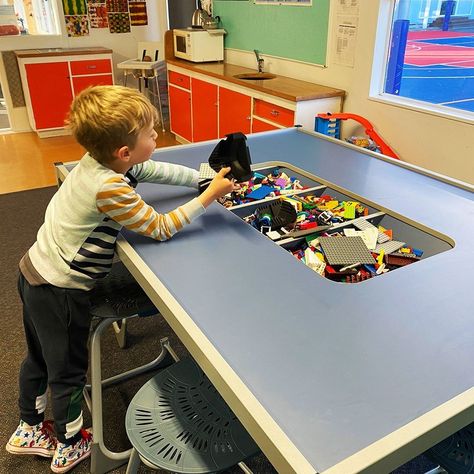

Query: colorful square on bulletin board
left=108, top=12, right=130, bottom=33
left=129, top=1, right=147, bottom=25
left=65, top=15, right=89, bottom=36
left=106, top=0, right=128, bottom=12
left=88, top=3, right=109, bottom=28
left=62, top=0, right=87, bottom=15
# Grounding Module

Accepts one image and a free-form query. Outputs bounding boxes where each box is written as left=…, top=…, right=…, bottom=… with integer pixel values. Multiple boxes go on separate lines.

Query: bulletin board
left=212, top=0, right=330, bottom=66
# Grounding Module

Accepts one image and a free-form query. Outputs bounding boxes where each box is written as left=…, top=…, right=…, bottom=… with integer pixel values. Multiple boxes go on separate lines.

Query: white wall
left=225, top=1, right=474, bottom=185
left=0, top=0, right=168, bottom=131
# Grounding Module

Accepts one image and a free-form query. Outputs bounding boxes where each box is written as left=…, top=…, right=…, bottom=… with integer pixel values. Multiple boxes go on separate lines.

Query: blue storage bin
left=315, top=116, right=341, bottom=139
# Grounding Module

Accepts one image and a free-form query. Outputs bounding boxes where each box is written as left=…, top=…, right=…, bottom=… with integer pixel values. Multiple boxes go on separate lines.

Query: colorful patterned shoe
left=50, top=428, right=92, bottom=473
left=5, top=419, right=57, bottom=457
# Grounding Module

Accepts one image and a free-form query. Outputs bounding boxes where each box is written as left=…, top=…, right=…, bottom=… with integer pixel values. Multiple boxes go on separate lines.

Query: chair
left=84, top=261, right=177, bottom=473
left=117, top=41, right=166, bottom=131
left=125, top=357, right=260, bottom=474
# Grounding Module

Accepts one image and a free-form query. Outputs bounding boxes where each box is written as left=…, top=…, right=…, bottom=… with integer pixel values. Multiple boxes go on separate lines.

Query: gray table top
left=121, top=128, right=474, bottom=473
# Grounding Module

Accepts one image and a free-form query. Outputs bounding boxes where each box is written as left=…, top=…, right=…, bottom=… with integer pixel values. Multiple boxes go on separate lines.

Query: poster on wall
left=129, top=1, right=148, bottom=26
left=108, top=12, right=131, bottom=33
left=106, top=0, right=131, bottom=33
left=61, top=0, right=148, bottom=35
left=88, top=3, right=109, bottom=28
left=65, top=15, right=90, bottom=36
left=333, top=0, right=359, bottom=67
left=62, top=0, right=87, bottom=16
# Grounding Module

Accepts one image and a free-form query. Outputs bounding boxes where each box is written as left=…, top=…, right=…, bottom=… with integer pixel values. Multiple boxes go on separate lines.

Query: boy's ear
left=114, top=145, right=131, bottom=162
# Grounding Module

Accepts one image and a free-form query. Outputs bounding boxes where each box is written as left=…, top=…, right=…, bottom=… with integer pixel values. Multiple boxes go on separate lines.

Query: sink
left=234, top=72, right=276, bottom=81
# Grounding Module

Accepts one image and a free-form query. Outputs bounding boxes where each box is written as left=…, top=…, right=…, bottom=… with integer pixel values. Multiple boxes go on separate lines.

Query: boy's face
left=128, top=123, right=158, bottom=166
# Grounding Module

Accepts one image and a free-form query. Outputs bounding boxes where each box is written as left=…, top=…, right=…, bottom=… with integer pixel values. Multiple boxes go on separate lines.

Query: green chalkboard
left=213, top=0, right=329, bottom=65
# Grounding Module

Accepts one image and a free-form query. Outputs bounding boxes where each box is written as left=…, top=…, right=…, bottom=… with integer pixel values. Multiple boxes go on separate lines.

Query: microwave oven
left=173, top=28, right=224, bottom=63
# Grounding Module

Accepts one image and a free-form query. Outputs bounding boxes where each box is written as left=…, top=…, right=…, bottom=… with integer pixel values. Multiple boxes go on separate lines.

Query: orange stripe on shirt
left=168, top=211, right=183, bottom=232
left=97, top=187, right=133, bottom=201
left=98, top=197, right=139, bottom=213
left=126, top=206, right=154, bottom=230
left=111, top=199, right=146, bottom=223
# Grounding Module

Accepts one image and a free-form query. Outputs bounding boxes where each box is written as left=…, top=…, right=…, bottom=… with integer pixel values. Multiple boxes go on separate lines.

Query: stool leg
left=112, top=318, right=127, bottom=349
left=123, top=71, right=127, bottom=87
left=89, top=317, right=131, bottom=473
left=86, top=318, right=176, bottom=473
left=238, top=461, right=255, bottom=474
left=125, top=448, right=141, bottom=474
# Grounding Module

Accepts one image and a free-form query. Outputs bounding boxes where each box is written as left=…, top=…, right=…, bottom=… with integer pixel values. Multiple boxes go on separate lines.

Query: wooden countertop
left=164, top=30, right=344, bottom=102
left=14, top=47, right=113, bottom=58
left=167, top=58, right=345, bottom=102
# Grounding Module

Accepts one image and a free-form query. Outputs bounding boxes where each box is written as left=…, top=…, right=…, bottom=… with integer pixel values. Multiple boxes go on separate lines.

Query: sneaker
left=6, top=419, right=57, bottom=457
left=50, top=428, right=92, bottom=473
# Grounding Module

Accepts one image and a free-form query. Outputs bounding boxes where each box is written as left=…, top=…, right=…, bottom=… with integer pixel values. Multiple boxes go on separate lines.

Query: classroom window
left=374, top=0, right=474, bottom=117
left=0, top=0, right=60, bottom=36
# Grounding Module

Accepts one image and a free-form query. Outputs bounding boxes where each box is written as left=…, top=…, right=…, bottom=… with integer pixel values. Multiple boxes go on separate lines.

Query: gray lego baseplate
left=319, top=236, right=376, bottom=266
left=199, top=162, right=217, bottom=180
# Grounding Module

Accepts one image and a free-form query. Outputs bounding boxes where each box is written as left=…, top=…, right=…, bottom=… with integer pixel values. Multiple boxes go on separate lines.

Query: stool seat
left=125, top=358, right=259, bottom=473
left=426, top=422, right=474, bottom=474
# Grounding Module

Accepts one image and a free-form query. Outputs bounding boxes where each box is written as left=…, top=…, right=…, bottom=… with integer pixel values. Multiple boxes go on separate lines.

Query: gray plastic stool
left=84, top=261, right=176, bottom=474
left=125, top=357, right=260, bottom=473
left=426, top=422, right=474, bottom=474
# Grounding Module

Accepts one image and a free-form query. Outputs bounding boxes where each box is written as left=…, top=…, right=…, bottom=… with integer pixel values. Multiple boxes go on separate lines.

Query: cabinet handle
left=271, top=110, right=280, bottom=116
left=87, top=65, right=97, bottom=69
left=246, top=116, right=251, bottom=120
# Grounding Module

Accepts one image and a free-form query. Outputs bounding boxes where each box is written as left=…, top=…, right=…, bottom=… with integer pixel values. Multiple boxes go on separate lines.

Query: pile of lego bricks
left=243, top=192, right=370, bottom=237
left=241, top=192, right=424, bottom=284
left=218, top=168, right=308, bottom=208
left=287, top=218, right=424, bottom=284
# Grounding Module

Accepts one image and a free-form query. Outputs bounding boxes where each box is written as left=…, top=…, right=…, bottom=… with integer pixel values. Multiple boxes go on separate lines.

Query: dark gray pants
left=17, top=273, right=92, bottom=444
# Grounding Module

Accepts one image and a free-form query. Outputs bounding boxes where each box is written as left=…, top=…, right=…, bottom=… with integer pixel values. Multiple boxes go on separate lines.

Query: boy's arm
left=130, top=160, right=199, bottom=188
left=97, top=177, right=204, bottom=241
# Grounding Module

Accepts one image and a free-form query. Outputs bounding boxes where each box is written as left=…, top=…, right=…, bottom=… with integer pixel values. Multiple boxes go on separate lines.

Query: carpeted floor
left=0, top=186, right=437, bottom=474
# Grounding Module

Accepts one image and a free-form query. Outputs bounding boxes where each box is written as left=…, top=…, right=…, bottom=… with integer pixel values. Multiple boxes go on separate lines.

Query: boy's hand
left=198, top=167, right=239, bottom=208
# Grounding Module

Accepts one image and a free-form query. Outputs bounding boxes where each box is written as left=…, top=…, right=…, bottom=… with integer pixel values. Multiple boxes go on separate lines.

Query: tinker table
left=57, top=127, right=474, bottom=473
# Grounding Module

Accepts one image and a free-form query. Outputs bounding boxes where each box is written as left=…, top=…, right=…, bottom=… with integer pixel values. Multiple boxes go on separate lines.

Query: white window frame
left=369, top=0, right=474, bottom=125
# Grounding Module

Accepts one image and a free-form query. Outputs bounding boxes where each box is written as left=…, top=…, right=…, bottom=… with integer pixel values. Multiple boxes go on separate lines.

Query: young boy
left=6, top=85, right=237, bottom=473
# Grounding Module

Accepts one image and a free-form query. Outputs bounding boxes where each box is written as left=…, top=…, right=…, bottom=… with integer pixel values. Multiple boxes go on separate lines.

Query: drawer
left=168, top=70, right=191, bottom=89
left=254, top=99, right=294, bottom=127
left=70, top=59, right=112, bottom=76
left=252, top=118, right=280, bottom=133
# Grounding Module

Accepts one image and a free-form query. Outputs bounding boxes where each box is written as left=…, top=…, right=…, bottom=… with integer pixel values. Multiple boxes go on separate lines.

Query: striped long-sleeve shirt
left=21, top=153, right=205, bottom=290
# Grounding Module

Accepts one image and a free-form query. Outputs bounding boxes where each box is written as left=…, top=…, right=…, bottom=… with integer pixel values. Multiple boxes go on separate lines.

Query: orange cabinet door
left=169, top=84, right=192, bottom=142
left=218, top=88, right=251, bottom=137
left=192, top=78, right=218, bottom=142
left=25, top=62, right=73, bottom=130
left=252, top=118, right=280, bottom=133
left=72, top=74, right=113, bottom=96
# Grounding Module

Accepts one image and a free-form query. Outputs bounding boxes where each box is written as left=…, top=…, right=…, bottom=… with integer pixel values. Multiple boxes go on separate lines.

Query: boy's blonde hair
left=67, top=85, right=159, bottom=164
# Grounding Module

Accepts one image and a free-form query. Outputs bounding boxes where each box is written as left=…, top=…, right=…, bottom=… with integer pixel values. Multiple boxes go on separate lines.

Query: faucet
left=254, top=50, right=264, bottom=73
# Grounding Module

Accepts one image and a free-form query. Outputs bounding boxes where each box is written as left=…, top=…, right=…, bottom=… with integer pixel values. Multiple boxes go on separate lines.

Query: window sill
left=368, top=93, right=474, bottom=126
